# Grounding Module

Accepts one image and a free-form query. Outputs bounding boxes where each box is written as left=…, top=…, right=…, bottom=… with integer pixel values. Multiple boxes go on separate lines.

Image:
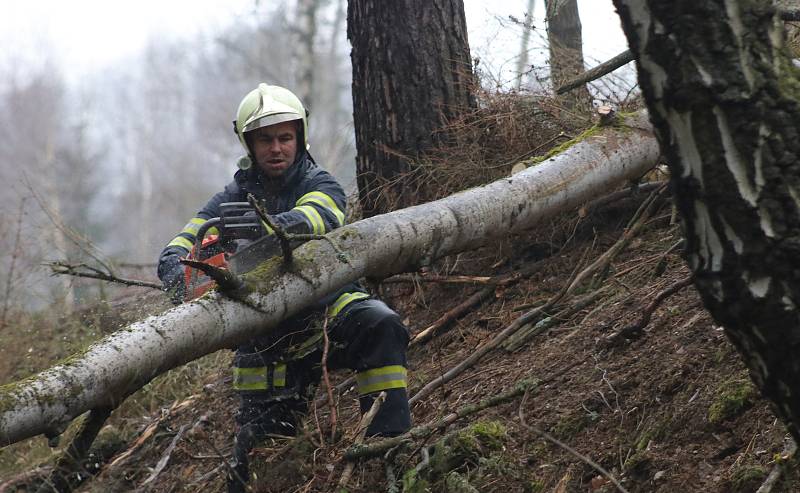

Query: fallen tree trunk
left=0, top=113, right=660, bottom=447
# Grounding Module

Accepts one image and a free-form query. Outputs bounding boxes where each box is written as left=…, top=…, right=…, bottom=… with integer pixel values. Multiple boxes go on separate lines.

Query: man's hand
left=159, top=254, right=186, bottom=304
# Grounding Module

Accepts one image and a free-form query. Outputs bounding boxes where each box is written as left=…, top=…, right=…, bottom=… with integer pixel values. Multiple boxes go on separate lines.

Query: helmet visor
left=243, top=113, right=302, bottom=133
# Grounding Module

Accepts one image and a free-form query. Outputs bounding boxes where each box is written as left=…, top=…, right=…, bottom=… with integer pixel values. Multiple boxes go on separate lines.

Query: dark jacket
left=157, top=152, right=364, bottom=306
left=159, top=152, right=346, bottom=262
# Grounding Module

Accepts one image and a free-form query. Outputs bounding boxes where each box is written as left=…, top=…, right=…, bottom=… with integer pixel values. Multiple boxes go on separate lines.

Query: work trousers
left=227, top=297, right=411, bottom=491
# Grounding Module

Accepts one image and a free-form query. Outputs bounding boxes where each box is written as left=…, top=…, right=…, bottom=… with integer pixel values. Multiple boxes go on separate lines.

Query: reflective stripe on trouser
left=233, top=363, right=287, bottom=391
left=355, top=365, right=408, bottom=395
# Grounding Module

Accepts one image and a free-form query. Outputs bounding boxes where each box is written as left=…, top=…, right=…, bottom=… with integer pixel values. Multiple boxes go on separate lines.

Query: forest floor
left=2, top=189, right=797, bottom=493
left=1, top=101, right=797, bottom=492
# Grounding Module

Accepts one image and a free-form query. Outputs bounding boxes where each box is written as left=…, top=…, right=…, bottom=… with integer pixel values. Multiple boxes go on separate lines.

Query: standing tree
left=347, top=0, right=476, bottom=217
left=613, top=0, right=800, bottom=442
left=514, top=0, right=536, bottom=91
left=545, top=0, right=592, bottom=112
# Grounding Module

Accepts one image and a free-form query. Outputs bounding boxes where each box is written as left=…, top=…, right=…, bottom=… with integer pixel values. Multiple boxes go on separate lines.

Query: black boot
left=360, top=388, right=411, bottom=437
left=227, top=423, right=256, bottom=493
left=226, top=397, right=307, bottom=493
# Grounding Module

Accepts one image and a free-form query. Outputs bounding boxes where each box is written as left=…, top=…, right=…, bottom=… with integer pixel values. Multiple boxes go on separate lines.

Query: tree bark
left=613, top=0, right=800, bottom=442
left=0, top=113, right=659, bottom=446
left=545, top=0, right=592, bottom=112
left=348, top=0, right=476, bottom=217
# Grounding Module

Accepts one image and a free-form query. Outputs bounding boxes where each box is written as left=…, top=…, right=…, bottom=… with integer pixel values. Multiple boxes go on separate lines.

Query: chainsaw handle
left=194, top=217, right=222, bottom=261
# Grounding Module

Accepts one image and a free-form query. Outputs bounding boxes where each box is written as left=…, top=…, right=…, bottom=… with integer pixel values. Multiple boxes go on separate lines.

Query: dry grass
left=363, top=87, right=634, bottom=214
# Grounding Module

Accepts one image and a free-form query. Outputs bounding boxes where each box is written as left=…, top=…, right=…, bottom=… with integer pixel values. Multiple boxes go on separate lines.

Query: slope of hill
left=1, top=102, right=795, bottom=493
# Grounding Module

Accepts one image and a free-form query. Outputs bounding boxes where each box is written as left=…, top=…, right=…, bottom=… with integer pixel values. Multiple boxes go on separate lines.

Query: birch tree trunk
left=613, top=0, right=800, bottom=442
left=515, top=0, right=536, bottom=91
left=0, top=114, right=659, bottom=446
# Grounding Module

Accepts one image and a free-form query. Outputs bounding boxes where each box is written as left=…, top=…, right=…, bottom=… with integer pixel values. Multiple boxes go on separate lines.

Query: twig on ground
left=188, top=464, right=224, bottom=486
left=104, top=396, right=198, bottom=473
left=756, top=437, right=798, bottom=493
left=0, top=467, right=54, bottom=493
left=605, top=274, right=694, bottom=345
left=381, top=273, right=492, bottom=285
left=411, top=285, right=496, bottom=345
left=47, top=261, right=161, bottom=290
left=338, top=392, right=387, bottom=489
left=503, top=288, right=608, bottom=352
left=408, top=248, right=587, bottom=406
left=412, top=259, right=549, bottom=346
left=205, top=437, right=251, bottom=492
left=518, top=392, right=629, bottom=493
left=141, top=424, right=189, bottom=486
left=321, top=315, right=338, bottom=443
left=346, top=379, right=537, bottom=460
left=566, top=185, right=666, bottom=295
left=581, top=181, right=666, bottom=217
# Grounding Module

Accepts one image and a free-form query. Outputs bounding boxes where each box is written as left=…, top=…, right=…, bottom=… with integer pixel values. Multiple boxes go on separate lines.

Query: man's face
left=249, top=120, right=298, bottom=178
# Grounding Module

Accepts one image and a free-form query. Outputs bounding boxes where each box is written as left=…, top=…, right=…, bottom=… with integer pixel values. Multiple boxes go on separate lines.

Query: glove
left=158, top=254, right=186, bottom=304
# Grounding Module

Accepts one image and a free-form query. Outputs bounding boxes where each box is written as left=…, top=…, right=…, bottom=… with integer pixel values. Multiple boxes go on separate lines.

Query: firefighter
left=156, top=84, right=411, bottom=492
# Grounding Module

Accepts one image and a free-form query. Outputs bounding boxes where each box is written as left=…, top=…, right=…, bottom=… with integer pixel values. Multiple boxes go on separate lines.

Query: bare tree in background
left=293, top=0, right=318, bottom=108
left=545, top=0, right=592, bottom=112
left=348, top=0, right=477, bottom=217
left=515, top=0, right=536, bottom=91
left=614, top=0, right=800, bottom=443
left=0, top=67, right=103, bottom=311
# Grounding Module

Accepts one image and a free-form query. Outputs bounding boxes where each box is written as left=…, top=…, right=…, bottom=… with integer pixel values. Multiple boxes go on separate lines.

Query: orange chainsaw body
left=184, top=235, right=229, bottom=300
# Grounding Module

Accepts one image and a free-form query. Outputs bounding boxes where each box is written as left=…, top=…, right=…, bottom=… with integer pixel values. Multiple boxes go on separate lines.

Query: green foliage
left=552, top=410, right=597, bottom=439
left=623, top=451, right=653, bottom=478
left=708, top=377, right=756, bottom=425
left=402, top=421, right=510, bottom=493
left=527, top=479, right=546, bottom=493
left=729, top=464, right=766, bottom=492
left=445, top=471, right=479, bottom=493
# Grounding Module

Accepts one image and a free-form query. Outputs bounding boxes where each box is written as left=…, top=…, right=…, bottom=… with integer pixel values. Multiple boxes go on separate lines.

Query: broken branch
left=408, top=259, right=576, bottom=406
left=247, top=193, right=294, bottom=262
left=381, top=273, right=492, bottom=285
left=605, top=274, right=694, bottom=344
left=345, top=379, right=538, bottom=460
left=556, top=49, right=635, bottom=95
left=518, top=391, right=628, bottom=493
left=412, top=259, right=549, bottom=346
left=140, top=423, right=189, bottom=486
left=338, top=391, right=387, bottom=489
left=47, top=261, right=161, bottom=290
left=321, top=315, right=338, bottom=443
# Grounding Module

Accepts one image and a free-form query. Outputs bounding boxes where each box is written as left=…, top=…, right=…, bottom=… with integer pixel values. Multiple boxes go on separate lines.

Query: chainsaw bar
left=228, top=235, right=280, bottom=274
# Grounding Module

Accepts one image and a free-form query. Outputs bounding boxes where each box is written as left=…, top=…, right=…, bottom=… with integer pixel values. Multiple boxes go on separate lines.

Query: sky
left=0, top=0, right=631, bottom=88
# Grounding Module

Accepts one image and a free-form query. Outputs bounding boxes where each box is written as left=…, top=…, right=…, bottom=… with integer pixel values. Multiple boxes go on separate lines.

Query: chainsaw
left=182, top=202, right=305, bottom=300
